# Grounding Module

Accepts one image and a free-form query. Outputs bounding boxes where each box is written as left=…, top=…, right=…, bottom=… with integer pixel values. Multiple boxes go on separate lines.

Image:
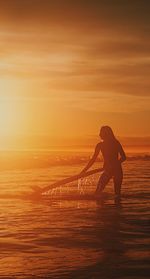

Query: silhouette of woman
left=80, top=126, right=126, bottom=196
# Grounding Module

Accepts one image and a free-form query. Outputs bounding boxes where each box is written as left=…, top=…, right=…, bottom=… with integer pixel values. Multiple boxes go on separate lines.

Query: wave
left=0, top=153, right=150, bottom=171
left=127, top=154, right=150, bottom=161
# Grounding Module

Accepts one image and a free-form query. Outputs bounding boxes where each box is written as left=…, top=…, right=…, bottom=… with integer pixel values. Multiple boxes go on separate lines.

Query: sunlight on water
left=0, top=152, right=149, bottom=278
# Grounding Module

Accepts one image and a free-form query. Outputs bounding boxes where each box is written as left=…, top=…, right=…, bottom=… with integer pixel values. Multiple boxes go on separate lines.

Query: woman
left=80, top=126, right=126, bottom=197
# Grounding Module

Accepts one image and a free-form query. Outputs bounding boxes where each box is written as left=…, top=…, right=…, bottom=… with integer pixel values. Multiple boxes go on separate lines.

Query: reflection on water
left=0, top=158, right=149, bottom=278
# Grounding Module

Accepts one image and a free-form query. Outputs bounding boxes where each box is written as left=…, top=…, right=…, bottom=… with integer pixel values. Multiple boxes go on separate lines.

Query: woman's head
left=99, top=126, right=116, bottom=141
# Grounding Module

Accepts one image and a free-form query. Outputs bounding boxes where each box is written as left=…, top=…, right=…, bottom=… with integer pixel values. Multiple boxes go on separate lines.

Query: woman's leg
left=113, top=167, right=123, bottom=196
left=95, top=171, right=112, bottom=195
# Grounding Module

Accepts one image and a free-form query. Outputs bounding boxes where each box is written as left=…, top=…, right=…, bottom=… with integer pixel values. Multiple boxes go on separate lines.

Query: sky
left=0, top=0, right=150, bottom=149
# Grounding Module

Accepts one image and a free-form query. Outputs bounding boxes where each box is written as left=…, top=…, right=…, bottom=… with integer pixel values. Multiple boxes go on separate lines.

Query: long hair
left=100, top=126, right=116, bottom=142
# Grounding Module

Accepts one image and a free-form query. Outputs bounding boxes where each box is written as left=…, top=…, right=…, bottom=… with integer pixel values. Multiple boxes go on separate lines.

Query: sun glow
left=0, top=79, right=28, bottom=149
left=0, top=100, right=21, bottom=136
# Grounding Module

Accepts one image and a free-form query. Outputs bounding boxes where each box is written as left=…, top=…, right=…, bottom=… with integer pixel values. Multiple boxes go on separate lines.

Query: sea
left=0, top=149, right=149, bottom=279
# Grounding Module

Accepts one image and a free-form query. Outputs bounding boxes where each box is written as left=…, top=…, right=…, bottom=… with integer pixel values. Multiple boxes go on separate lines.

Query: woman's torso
left=100, top=140, right=122, bottom=172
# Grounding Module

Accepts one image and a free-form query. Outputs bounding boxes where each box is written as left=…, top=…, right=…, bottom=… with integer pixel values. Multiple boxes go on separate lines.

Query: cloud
left=0, top=0, right=150, bottom=100
left=0, top=0, right=149, bottom=31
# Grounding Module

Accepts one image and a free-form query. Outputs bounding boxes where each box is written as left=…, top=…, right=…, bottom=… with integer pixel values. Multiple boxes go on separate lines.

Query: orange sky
left=0, top=0, right=150, bottom=150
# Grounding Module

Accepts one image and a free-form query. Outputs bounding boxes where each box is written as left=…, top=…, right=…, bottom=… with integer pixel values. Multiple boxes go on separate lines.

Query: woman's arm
left=118, top=142, right=126, bottom=163
left=80, top=143, right=101, bottom=174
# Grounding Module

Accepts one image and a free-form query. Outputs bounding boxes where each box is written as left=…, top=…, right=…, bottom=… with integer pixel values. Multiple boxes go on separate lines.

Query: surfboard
left=31, top=167, right=103, bottom=195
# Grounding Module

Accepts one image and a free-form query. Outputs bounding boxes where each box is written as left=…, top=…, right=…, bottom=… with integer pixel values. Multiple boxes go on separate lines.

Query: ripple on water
left=0, top=159, right=149, bottom=278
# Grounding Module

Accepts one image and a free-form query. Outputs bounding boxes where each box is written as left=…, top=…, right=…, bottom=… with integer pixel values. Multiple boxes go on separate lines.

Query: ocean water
left=0, top=151, right=149, bottom=279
